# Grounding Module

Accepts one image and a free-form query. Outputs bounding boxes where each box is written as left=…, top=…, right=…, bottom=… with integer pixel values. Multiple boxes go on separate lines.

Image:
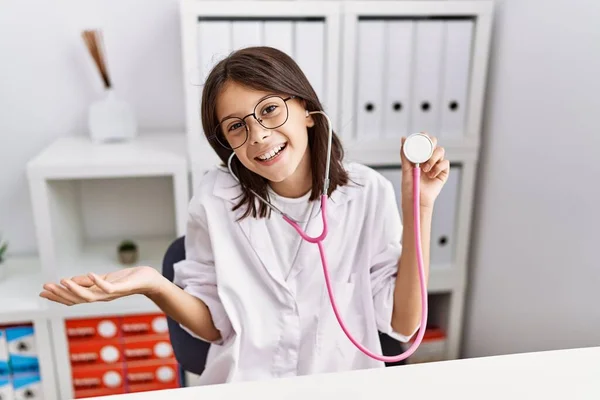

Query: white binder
left=263, top=20, right=294, bottom=57
left=374, top=165, right=460, bottom=268
left=430, top=165, right=460, bottom=267
left=440, top=20, right=474, bottom=139
left=410, top=20, right=444, bottom=136
left=197, top=21, right=232, bottom=83
left=383, top=20, right=413, bottom=140
left=232, top=20, right=263, bottom=50
left=355, top=20, right=385, bottom=140
left=294, top=20, right=325, bottom=104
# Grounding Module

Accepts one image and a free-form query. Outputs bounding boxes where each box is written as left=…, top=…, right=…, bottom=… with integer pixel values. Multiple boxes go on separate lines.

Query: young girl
left=40, top=47, right=449, bottom=385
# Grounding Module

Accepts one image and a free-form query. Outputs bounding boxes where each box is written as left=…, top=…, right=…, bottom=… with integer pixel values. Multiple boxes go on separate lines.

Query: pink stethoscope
left=228, top=110, right=433, bottom=362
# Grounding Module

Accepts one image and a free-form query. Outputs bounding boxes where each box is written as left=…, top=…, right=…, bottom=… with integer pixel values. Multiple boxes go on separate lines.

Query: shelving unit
left=20, top=132, right=190, bottom=399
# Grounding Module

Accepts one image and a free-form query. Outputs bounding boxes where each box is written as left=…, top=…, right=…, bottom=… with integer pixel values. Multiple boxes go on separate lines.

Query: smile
left=256, top=143, right=287, bottom=162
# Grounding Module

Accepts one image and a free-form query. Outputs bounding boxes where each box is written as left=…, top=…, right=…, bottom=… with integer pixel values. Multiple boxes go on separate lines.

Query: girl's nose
left=248, top=119, right=270, bottom=144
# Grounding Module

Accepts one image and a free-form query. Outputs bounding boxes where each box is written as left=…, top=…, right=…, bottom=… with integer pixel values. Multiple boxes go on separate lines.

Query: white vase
left=88, top=88, right=137, bottom=143
left=0, top=263, right=4, bottom=281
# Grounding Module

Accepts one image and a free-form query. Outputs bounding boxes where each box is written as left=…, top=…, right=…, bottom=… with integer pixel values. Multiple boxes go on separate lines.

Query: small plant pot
left=118, top=250, right=138, bottom=265
left=117, top=240, right=139, bottom=266
left=0, top=264, right=5, bottom=281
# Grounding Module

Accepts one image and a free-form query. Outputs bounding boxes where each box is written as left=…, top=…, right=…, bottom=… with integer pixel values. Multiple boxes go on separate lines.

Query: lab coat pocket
left=316, top=274, right=367, bottom=368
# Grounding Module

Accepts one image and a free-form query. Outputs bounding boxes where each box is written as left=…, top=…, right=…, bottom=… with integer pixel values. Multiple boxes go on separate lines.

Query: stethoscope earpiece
left=403, top=133, right=434, bottom=165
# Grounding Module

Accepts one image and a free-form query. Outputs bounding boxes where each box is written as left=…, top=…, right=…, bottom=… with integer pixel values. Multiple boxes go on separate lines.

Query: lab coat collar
left=211, top=165, right=360, bottom=289
left=212, top=165, right=358, bottom=208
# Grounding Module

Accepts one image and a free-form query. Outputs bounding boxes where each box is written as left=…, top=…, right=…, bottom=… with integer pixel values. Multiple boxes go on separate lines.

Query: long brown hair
left=201, top=46, right=349, bottom=219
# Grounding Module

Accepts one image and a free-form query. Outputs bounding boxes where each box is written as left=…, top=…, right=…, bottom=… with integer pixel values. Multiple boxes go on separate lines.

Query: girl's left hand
left=400, top=133, right=450, bottom=211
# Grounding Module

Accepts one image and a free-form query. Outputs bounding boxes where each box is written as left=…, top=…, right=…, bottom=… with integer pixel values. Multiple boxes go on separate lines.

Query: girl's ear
left=305, top=109, right=315, bottom=128
left=300, top=99, right=315, bottom=128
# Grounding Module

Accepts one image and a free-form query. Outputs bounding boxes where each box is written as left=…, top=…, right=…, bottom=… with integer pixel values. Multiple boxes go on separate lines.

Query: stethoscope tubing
left=227, top=111, right=428, bottom=362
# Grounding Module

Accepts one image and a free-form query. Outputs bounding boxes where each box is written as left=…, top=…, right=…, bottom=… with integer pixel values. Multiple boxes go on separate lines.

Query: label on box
left=72, top=364, right=126, bottom=398
left=5, top=327, right=39, bottom=373
left=65, top=317, right=120, bottom=342
left=121, top=314, right=168, bottom=337
left=12, top=372, right=43, bottom=400
left=69, top=340, right=122, bottom=366
left=122, top=335, right=173, bottom=361
left=0, top=330, right=9, bottom=375
left=0, top=374, right=14, bottom=400
left=125, top=359, right=180, bottom=392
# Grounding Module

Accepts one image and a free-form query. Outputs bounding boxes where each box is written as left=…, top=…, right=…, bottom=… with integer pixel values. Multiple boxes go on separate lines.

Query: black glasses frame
left=208, top=95, right=296, bottom=150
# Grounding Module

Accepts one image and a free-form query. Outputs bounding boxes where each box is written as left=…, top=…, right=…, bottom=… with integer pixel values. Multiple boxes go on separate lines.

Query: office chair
left=161, top=236, right=406, bottom=377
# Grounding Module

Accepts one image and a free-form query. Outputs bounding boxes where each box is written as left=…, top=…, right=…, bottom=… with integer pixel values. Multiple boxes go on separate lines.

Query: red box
left=122, top=334, right=173, bottom=362
left=69, top=339, right=122, bottom=366
left=121, top=313, right=168, bottom=337
left=125, top=359, right=180, bottom=393
left=72, top=363, right=126, bottom=398
left=65, top=317, right=121, bottom=341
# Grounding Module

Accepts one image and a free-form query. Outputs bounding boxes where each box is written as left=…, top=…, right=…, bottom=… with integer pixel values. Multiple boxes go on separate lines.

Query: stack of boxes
left=66, top=312, right=181, bottom=398
left=0, top=324, right=43, bottom=400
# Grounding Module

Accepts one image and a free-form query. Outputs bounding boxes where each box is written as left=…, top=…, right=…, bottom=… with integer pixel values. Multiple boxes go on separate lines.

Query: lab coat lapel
left=213, top=168, right=290, bottom=291
left=286, top=183, right=357, bottom=282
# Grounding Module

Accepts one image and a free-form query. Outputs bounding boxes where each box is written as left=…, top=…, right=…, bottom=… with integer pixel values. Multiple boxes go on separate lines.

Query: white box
left=12, top=372, right=43, bottom=400
left=0, top=330, right=9, bottom=375
left=5, top=326, right=39, bottom=374
left=0, top=374, right=14, bottom=400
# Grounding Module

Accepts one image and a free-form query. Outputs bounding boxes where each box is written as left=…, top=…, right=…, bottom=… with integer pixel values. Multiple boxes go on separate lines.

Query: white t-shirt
left=265, top=186, right=317, bottom=280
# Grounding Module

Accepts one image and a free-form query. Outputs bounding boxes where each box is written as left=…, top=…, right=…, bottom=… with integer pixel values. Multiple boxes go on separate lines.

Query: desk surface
left=85, top=346, right=600, bottom=400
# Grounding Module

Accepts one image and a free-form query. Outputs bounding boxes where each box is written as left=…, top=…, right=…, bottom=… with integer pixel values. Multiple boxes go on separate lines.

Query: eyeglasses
left=209, top=95, right=296, bottom=150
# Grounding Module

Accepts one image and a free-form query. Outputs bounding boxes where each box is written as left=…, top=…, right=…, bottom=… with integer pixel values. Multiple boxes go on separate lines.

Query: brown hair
left=200, top=46, right=349, bottom=219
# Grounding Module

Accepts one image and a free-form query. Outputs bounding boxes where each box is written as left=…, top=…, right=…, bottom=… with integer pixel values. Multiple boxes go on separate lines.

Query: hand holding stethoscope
left=400, top=133, right=450, bottom=211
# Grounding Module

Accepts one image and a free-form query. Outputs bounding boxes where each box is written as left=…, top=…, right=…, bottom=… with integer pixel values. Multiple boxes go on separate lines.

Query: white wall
left=462, top=0, right=600, bottom=357
left=1, top=0, right=598, bottom=358
left=0, top=0, right=184, bottom=253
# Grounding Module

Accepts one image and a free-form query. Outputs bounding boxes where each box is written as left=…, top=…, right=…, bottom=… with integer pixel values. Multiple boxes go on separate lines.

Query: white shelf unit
left=21, top=132, right=190, bottom=400
left=180, top=0, right=493, bottom=363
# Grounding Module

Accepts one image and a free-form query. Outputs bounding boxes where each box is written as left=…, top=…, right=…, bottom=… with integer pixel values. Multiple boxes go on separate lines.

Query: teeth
left=258, top=144, right=285, bottom=161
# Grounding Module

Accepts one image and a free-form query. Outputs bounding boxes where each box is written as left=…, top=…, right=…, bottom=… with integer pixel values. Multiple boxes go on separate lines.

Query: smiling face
left=216, top=80, right=315, bottom=197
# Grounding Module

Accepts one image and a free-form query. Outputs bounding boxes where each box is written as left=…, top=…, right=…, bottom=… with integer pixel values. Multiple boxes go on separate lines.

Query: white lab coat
left=173, top=162, right=416, bottom=385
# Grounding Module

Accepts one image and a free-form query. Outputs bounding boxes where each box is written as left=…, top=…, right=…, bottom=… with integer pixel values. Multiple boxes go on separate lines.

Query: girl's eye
left=228, top=122, right=244, bottom=132
left=262, top=105, right=278, bottom=115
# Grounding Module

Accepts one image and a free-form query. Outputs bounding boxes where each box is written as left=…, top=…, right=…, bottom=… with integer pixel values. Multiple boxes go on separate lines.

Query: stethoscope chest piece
left=403, top=133, right=434, bottom=165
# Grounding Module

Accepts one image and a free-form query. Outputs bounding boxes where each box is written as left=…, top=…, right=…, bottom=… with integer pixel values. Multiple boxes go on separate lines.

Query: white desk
left=84, top=347, right=600, bottom=399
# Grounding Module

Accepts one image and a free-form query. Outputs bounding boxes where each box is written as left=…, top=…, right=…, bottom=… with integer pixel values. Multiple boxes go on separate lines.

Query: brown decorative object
left=81, top=29, right=112, bottom=89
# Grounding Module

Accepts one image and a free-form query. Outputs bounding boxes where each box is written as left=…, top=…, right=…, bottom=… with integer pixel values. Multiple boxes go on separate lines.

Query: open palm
left=40, top=266, right=162, bottom=306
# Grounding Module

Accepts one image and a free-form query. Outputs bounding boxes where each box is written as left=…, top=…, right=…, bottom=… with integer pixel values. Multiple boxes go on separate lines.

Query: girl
left=40, top=47, right=449, bottom=385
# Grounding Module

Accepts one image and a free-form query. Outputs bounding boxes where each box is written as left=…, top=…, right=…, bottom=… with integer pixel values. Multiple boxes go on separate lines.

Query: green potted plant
left=0, top=235, right=8, bottom=281
left=117, top=239, right=138, bottom=265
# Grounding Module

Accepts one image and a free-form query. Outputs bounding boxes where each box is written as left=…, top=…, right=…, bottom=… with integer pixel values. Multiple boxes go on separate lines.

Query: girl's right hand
left=39, top=266, right=167, bottom=306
